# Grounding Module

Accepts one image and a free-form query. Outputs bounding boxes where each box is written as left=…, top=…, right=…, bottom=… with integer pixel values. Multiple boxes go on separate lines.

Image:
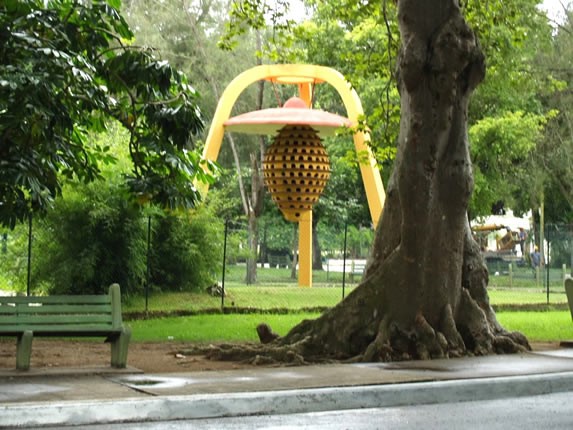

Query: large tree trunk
left=277, top=0, right=529, bottom=361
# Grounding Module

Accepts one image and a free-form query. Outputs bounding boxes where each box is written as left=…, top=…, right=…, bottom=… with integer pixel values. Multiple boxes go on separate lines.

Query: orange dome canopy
left=223, top=97, right=353, bottom=137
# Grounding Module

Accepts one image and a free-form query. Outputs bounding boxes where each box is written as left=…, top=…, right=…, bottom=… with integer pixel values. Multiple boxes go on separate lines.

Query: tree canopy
left=0, top=0, right=212, bottom=229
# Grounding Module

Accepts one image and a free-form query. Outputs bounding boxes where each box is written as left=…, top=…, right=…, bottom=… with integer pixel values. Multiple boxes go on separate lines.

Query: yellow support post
left=297, top=87, right=314, bottom=287
left=298, top=210, right=313, bottom=287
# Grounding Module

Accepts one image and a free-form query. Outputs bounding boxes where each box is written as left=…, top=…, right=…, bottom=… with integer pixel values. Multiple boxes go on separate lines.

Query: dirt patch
left=0, top=339, right=259, bottom=373
left=0, top=339, right=562, bottom=373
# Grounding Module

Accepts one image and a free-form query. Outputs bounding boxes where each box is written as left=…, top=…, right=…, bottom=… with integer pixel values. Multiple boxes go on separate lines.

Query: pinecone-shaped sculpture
left=263, top=125, right=330, bottom=222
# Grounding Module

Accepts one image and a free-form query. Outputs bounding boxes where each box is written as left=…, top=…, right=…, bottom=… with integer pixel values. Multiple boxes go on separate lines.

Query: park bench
left=325, top=259, right=367, bottom=282
left=268, top=254, right=291, bottom=268
left=0, top=283, right=131, bottom=370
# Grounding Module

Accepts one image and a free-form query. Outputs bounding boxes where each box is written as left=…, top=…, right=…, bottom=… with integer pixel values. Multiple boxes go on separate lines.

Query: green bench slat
left=0, top=304, right=112, bottom=315
left=0, top=325, right=118, bottom=335
left=0, top=314, right=113, bottom=325
left=0, top=295, right=110, bottom=305
left=0, top=306, right=18, bottom=315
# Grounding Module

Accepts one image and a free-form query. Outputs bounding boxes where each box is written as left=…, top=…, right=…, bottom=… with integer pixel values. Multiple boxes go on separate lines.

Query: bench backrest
left=0, top=284, right=123, bottom=334
left=326, top=259, right=367, bottom=273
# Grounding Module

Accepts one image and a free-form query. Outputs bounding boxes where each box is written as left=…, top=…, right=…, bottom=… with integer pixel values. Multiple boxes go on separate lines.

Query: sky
left=540, top=0, right=571, bottom=24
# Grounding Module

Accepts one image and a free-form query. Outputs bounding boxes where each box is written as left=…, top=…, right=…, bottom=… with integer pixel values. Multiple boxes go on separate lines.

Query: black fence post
left=221, top=219, right=229, bottom=310
left=26, top=212, right=32, bottom=296
left=342, top=220, right=348, bottom=300
left=145, top=215, right=151, bottom=315
left=546, top=242, right=550, bottom=305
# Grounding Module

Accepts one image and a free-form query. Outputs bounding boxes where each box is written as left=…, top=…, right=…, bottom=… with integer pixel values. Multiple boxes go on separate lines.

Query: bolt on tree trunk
left=276, top=0, right=529, bottom=362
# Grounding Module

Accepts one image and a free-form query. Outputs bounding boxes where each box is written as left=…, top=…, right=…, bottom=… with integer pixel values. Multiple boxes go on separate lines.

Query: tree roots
left=179, top=301, right=530, bottom=367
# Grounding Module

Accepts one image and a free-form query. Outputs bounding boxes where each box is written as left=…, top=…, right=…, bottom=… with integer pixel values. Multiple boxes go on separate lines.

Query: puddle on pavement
left=114, top=370, right=309, bottom=391
left=352, top=362, right=458, bottom=373
left=116, top=375, right=190, bottom=389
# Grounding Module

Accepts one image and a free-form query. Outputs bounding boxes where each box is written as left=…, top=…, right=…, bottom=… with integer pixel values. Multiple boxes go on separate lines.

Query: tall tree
left=0, top=0, right=209, bottom=229
left=126, top=0, right=273, bottom=283
left=205, top=0, right=530, bottom=364
left=297, top=0, right=556, bottom=222
left=532, top=5, right=573, bottom=221
left=281, top=0, right=529, bottom=360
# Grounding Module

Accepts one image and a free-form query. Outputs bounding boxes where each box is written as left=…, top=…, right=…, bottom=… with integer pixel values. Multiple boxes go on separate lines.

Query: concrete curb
left=3, top=371, right=573, bottom=428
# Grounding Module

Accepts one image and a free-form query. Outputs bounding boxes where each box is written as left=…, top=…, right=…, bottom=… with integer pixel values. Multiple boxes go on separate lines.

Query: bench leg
left=16, top=331, right=33, bottom=371
left=110, top=327, right=131, bottom=368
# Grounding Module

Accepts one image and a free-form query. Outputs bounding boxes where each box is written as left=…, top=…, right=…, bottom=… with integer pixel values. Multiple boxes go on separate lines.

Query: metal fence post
left=26, top=212, right=32, bottom=296
left=546, top=261, right=550, bottom=305
left=145, top=215, right=151, bottom=316
left=221, top=219, right=229, bottom=310
left=342, top=221, right=348, bottom=300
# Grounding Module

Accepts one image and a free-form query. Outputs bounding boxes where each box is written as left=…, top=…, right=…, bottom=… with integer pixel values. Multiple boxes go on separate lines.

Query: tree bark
left=312, top=218, right=324, bottom=270
left=245, top=151, right=264, bottom=284
left=275, top=0, right=529, bottom=361
left=291, top=223, right=299, bottom=280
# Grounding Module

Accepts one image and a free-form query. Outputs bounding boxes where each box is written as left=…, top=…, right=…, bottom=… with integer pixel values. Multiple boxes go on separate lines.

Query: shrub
left=9, top=179, right=223, bottom=296
left=32, top=181, right=147, bottom=296
left=0, top=225, right=30, bottom=293
left=150, top=207, right=222, bottom=292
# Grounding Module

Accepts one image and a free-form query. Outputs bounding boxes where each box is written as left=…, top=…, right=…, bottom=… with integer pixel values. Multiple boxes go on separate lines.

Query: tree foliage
left=469, top=110, right=553, bottom=216
left=0, top=0, right=211, bottom=229
left=277, top=0, right=557, bottom=222
left=16, top=177, right=222, bottom=296
left=31, top=180, right=148, bottom=296
left=294, top=0, right=400, bottom=165
left=150, top=207, right=223, bottom=292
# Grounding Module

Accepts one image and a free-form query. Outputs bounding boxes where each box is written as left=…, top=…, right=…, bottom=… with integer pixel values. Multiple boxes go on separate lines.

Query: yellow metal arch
left=202, top=64, right=386, bottom=287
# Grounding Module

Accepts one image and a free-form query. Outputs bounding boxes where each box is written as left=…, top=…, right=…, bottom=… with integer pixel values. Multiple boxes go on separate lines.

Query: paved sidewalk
left=2, top=348, right=573, bottom=428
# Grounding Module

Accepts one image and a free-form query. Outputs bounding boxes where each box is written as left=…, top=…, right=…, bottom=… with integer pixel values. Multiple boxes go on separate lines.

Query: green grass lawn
left=126, top=310, right=573, bottom=343
left=123, top=271, right=572, bottom=345
left=125, top=285, right=566, bottom=315
left=488, top=289, right=567, bottom=305
left=124, top=285, right=356, bottom=313
left=497, top=311, right=573, bottom=342
left=5, top=263, right=569, bottom=344
left=128, top=313, right=322, bottom=342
